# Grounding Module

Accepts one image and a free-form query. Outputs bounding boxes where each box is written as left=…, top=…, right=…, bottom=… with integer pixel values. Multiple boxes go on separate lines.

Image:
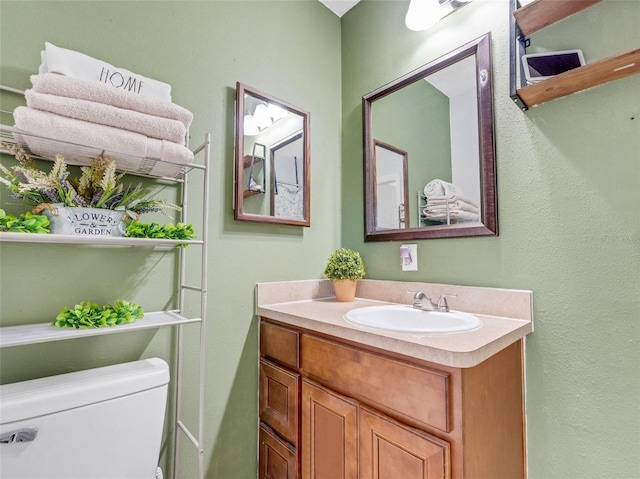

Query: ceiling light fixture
left=243, top=114, right=259, bottom=136
left=253, top=103, right=272, bottom=130
left=243, top=101, right=289, bottom=136
left=405, top=0, right=472, bottom=32
left=267, top=103, right=288, bottom=121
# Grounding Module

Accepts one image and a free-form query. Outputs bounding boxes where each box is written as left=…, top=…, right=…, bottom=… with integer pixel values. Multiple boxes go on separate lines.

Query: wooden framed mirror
left=363, top=33, right=497, bottom=241
left=234, top=82, right=310, bottom=226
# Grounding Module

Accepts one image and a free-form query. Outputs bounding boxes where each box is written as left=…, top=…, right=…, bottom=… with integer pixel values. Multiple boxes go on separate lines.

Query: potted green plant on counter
left=323, top=248, right=366, bottom=302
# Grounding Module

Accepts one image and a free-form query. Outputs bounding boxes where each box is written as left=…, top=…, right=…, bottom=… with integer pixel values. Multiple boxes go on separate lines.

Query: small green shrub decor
left=0, top=208, right=50, bottom=233
left=323, top=248, right=366, bottom=282
left=126, top=220, right=196, bottom=244
left=53, top=300, right=144, bottom=329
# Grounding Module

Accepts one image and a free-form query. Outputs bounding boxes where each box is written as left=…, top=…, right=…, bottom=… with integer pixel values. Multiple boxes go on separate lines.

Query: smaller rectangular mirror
left=234, top=82, right=310, bottom=226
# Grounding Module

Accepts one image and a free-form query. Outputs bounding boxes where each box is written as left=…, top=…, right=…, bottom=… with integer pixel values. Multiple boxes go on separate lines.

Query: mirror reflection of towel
left=274, top=182, right=303, bottom=220
left=422, top=188, right=480, bottom=223
left=424, top=179, right=461, bottom=198
left=424, top=210, right=479, bottom=222
left=425, top=197, right=479, bottom=213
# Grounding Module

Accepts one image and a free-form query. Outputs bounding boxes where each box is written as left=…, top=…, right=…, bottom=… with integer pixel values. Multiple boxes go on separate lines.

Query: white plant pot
left=41, top=204, right=127, bottom=237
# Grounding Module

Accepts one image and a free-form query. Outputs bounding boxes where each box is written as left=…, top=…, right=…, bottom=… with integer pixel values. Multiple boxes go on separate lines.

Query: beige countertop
left=256, top=279, right=533, bottom=368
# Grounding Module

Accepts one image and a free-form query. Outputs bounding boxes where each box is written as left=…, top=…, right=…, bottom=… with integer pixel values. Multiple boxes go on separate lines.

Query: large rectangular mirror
left=234, top=82, right=310, bottom=226
left=363, top=33, right=497, bottom=241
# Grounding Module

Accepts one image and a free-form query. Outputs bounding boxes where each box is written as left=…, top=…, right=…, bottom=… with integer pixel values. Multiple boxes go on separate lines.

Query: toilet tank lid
left=0, top=358, right=169, bottom=424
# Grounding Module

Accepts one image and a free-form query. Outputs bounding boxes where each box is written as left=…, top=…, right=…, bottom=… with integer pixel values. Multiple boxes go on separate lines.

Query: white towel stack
left=13, top=43, right=194, bottom=178
left=422, top=179, right=480, bottom=223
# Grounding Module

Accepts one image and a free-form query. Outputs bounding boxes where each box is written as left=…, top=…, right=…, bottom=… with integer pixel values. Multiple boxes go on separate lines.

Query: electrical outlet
left=400, top=244, right=418, bottom=271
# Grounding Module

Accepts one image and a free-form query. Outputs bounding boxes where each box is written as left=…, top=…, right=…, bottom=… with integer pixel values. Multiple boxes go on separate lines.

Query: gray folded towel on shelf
left=30, top=73, right=192, bottom=129
left=13, top=106, right=193, bottom=178
left=25, top=90, right=187, bottom=145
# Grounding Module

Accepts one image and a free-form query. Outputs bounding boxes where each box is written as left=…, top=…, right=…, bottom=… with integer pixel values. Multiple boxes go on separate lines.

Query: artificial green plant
left=323, top=248, right=366, bottom=282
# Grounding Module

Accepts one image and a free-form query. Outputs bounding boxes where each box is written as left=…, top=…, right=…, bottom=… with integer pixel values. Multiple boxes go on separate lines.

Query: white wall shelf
left=0, top=121, right=211, bottom=479
left=0, top=231, right=204, bottom=247
left=0, top=311, right=200, bottom=348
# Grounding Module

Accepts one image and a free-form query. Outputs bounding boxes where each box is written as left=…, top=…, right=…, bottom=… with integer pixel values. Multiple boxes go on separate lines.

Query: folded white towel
left=425, top=206, right=479, bottom=216
left=425, top=199, right=479, bottom=214
left=39, top=42, right=172, bottom=102
left=423, top=209, right=479, bottom=222
left=13, top=107, right=193, bottom=178
left=25, top=90, right=186, bottom=145
left=31, top=74, right=192, bottom=129
left=423, top=179, right=462, bottom=199
left=426, top=194, right=479, bottom=209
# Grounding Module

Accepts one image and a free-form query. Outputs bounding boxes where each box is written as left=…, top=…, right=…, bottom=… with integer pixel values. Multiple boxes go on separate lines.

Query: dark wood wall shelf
left=513, top=0, right=602, bottom=36
left=510, top=0, right=640, bottom=110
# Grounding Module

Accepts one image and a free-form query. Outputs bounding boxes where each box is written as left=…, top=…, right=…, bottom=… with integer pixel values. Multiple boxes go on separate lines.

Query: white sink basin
left=344, top=305, right=482, bottom=333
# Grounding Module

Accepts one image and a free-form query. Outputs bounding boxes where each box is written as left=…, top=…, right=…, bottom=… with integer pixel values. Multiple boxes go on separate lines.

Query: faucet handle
left=407, top=290, right=430, bottom=300
left=437, top=294, right=457, bottom=312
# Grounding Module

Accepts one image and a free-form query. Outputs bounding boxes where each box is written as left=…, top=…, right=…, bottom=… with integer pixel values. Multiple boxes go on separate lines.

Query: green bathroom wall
left=342, top=1, right=639, bottom=478
left=1, top=1, right=638, bottom=478
left=0, top=1, right=341, bottom=478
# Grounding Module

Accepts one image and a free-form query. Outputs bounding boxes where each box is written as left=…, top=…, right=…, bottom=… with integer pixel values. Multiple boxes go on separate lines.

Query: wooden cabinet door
left=260, top=424, right=298, bottom=479
left=260, top=359, right=300, bottom=445
left=301, top=379, right=358, bottom=479
left=359, top=407, right=451, bottom=479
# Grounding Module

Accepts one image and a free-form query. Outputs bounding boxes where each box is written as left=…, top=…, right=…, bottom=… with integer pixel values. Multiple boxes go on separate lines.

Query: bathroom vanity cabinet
left=259, top=318, right=526, bottom=479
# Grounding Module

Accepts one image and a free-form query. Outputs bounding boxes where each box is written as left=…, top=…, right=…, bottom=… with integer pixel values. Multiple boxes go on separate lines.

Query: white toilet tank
left=0, top=358, right=169, bottom=479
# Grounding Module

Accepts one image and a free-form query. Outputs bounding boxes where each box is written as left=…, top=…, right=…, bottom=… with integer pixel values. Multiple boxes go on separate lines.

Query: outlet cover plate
left=401, top=244, right=418, bottom=271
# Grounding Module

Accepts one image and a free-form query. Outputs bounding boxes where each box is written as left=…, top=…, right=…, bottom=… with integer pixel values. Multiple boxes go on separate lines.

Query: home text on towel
left=100, top=68, right=143, bottom=94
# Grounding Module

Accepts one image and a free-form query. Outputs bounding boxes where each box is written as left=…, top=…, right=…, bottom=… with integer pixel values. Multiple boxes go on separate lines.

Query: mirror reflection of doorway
left=374, top=140, right=409, bottom=229
left=270, top=132, right=304, bottom=220
left=377, top=174, right=403, bottom=229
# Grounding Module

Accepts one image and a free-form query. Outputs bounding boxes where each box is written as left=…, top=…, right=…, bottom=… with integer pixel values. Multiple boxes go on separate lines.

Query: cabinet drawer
left=259, top=423, right=298, bottom=479
left=260, top=359, right=299, bottom=446
left=301, top=335, right=450, bottom=432
left=261, top=321, right=300, bottom=369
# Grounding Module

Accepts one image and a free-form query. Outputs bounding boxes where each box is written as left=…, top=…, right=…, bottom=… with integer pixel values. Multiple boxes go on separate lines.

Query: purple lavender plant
left=1, top=149, right=179, bottom=216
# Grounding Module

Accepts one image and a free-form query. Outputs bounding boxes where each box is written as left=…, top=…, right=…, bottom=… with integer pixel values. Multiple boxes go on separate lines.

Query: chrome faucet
left=410, top=291, right=437, bottom=311
left=408, top=291, right=457, bottom=312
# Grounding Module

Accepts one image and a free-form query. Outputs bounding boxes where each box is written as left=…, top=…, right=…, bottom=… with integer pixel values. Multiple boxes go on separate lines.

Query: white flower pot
left=41, top=204, right=127, bottom=237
